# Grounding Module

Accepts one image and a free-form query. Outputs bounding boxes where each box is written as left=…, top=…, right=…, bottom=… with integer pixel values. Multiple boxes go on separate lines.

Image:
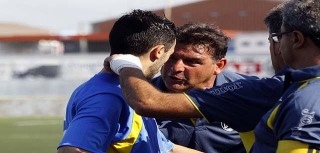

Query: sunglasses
left=270, top=31, right=293, bottom=43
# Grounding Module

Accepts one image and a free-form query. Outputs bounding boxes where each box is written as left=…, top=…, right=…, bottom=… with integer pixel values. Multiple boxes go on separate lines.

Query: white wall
left=233, top=32, right=270, bottom=54
left=0, top=54, right=106, bottom=116
left=0, top=53, right=272, bottom=116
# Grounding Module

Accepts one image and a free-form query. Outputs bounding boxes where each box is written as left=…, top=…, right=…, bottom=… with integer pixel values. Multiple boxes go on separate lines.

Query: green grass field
left=0, top=117, right=64, bottom=153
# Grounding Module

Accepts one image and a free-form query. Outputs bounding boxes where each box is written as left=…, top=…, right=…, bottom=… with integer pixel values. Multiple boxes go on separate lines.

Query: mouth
left=169, top=75, right=186, bottom=82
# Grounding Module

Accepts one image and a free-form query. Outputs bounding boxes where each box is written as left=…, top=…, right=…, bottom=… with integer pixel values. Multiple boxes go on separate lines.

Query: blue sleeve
left=274, top=83, right=320, bottom=145
left=59, top=94, right=124, bottom=153
left=187, top=76, right=284, bottom=132
left=157, top=119, right=194, bottom=147
left=157, top=127, right=174, bottom=153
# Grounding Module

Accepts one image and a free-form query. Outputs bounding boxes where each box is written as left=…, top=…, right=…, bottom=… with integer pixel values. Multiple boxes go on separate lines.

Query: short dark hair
left=176, top=23, right=229, bottom=60
left=109, top=9, right=176, bottom=56
left=282, top=0, right=320, bottom=47
left=264, top=4, right=283, bottom=34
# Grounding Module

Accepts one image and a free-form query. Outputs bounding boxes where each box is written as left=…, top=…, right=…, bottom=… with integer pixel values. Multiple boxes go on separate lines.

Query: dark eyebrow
left=183, top=57, right=203, bottom=64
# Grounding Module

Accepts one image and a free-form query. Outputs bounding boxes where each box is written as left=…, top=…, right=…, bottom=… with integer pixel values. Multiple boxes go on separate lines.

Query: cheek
left=185, top=68, right=202, bottom=79
left=162, top=63, right=171, bottom=72
left=279, top=44, right=286, bottom=57
left=161, top=64, right=172, bottom=77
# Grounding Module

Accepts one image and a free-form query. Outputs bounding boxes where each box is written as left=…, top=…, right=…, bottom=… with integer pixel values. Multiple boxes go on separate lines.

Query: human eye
left=185, top=59, right=200, bottom=66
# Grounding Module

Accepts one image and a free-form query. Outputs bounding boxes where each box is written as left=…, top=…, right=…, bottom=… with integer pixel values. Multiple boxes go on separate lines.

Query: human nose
left=171, top=59, right=185, bottom=72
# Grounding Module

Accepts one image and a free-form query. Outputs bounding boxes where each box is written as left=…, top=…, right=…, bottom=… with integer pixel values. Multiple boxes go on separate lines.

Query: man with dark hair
left=153, top=23, right=248, bottom=153
left=109, top=1, right=320, bottom=151
left=57, top=9, right=202, bottom=153
left=108, top=5, right=286, bottom=152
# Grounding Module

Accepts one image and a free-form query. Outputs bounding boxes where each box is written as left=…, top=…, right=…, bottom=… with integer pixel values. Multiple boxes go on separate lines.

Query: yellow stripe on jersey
left=190, top=118, right=197, bottom=125
left=183, top=92, right=210, bottom=123
left=277, top=140, right=314, bottom=153
left=275, top=77, right=320, bottom=153
left=267, top=104, right=281, bottom=130
left=298, top=76, right=320, bottom=90
left=107, top=112, right=143, bottom=153
left=239, top=131, right=255, bottom=153
left=298, top=81, right=309, bottom=90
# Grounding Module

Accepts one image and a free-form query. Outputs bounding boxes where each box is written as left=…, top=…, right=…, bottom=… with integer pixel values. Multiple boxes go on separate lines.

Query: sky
left=0, top=0, right=199, bottom=34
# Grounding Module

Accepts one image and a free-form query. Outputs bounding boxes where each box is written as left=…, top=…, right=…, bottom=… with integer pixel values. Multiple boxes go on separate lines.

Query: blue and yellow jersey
left=185, top=68, right=288, bottom=152
left=58, top=73, right=173, bottom=153
left=153, top=70, right=257, bottom=153
left=251, top=65, right=320, bottom=153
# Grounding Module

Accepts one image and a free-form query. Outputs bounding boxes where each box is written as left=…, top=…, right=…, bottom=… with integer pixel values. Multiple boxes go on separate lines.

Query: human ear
left=292, top=31, right=305, bottom=49
left=213, top=58, right=227, bottom=75
left=149, top=45, right=165, bottom=62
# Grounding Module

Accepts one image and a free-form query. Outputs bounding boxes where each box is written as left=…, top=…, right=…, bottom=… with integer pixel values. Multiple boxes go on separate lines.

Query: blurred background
left=0, top=0, right=284, bottom=152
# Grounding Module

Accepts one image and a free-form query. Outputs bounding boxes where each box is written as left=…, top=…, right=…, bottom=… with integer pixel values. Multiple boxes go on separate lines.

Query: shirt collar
left=286, top=65, right=320, bottom=82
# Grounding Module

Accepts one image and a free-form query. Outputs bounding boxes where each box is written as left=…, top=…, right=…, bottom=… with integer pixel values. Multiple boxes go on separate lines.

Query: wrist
left=109, top=54, right=142, bottom=75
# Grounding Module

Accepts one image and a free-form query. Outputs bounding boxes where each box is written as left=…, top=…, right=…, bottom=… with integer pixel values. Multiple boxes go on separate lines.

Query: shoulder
left=286, top=80, right=320, bottom=107
left=69, top=73, right=125, bottom=108
left=219, top=70, right=259, bottom=83
left=81, top=73, right=122, bottom=95
left=151, top=75, right=167, bottom=90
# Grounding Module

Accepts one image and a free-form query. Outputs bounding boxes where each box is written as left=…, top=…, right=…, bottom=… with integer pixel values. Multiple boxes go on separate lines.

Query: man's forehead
left=172, top=49, right=210, bottom=61
left=176, top=44, right=211, bottom=54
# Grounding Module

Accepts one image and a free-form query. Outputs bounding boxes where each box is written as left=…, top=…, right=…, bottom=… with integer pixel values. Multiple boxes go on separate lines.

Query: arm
left=170, top=144, right=203, bottom=153
left=119, top=67, right=202, bottom=118
left=274, top=83, right=320, bottom=153
left=112, top=55, right=284, bottom=128
left=188, top=76, right=284, bottom=132
left=58, top=94, right=123, bottom=153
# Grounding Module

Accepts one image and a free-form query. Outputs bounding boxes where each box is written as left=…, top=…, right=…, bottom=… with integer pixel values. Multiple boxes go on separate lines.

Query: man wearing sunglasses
left=270, top=31, right=293, bottom=43
left=252, top=0, right=320, bottom=152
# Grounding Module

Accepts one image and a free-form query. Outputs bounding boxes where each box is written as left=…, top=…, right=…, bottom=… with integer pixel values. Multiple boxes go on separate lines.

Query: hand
left=103, top=56, right=111, bottom=68
left=104, top=54, right=123, bottom=68
left=107, top=54, right=142, bottom=75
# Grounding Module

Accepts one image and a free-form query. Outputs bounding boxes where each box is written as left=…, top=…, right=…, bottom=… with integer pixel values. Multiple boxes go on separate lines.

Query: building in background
left=0, top=0, right=282, bottom=55
left=94, top=0, right=280, bottom=32
left=0, top=23, right=52, bottom=54
left=0, top=0, right=283, bottom=81
left=0, top=0, right=283, bottom=117
left=94, top=0, right=280, bottom=53
left=0, top=24, right=109, bottom=54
